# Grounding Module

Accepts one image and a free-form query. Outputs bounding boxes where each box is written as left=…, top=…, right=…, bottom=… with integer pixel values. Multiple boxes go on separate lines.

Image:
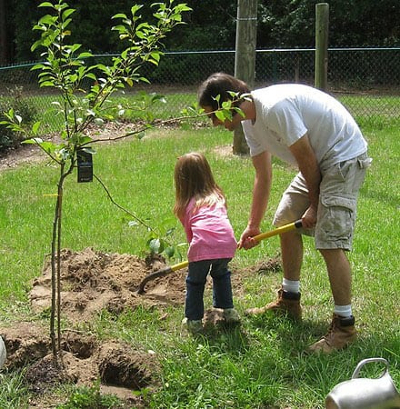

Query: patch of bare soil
left=0, top=246, right=282, bottom=408
left=0, top=143, right=46, bottom=171
left=0, top=122, right=141, bottom=172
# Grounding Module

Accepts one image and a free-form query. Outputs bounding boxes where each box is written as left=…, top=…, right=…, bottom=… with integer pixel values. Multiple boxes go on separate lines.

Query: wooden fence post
left=233, top=0, right=258, bottom=155
left=315, top=3, right=329, bottom=90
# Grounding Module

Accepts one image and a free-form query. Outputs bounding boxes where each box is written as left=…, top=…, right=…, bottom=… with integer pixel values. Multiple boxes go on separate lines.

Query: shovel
left=137, top=219, right=303, bottom=294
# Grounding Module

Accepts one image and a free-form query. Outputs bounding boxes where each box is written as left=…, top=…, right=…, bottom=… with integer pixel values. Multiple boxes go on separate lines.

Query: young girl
left=174, top=152, right=240, bottom=334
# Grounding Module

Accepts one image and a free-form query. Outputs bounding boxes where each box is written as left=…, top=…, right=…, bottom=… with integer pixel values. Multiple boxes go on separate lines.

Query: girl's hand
left=238, top=226, right=261, bottom=250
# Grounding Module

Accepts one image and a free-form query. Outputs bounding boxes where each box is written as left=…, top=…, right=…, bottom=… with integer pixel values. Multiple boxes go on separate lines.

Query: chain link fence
left=1, top=48, right=399, bottom=136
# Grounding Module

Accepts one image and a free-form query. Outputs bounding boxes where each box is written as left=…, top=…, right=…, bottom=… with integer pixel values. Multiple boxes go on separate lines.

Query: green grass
left=0, top=122, right=399, bottom=408
left=3, top=90, right=398, bottom=134
left=337, top=94, right=400, bottom=129
left=17, top=91, right=200, bottom=133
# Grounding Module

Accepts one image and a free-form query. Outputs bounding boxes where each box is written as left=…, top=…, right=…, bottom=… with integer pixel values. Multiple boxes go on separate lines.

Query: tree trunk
left=0, top=0, right=9, bottom=64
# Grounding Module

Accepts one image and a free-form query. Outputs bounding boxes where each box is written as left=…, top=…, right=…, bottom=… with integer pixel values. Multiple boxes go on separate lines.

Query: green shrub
left=0, top=86, right=38, bottom=152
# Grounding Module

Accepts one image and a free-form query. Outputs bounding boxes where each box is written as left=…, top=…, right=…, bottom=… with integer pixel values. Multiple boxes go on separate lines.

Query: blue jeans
left=185, top=258, right=234, bottom=321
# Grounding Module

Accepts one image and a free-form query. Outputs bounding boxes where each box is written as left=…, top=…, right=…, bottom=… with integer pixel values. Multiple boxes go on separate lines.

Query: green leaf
left=112, top=24, right=127, bottom=33
left=77, top=52, right=93, bottom=59
left=130, top=4, right=143, bottom=16
left=112, top=13, right=128, bottom=20
left=58, top=147, right=71, bottom=161
left=149, top=238, right=161, bottom=254
left=86, top=73, right=97, bottom=81
left=31, top=63, right=45, bottom=70
left=165, top=246, right=175, bottom=258
left=93, top=118, right=104, bottom=126
left=213, top=94, right=221, bottom=104
left=39, top=141, right=56, bottom=154
left=31, top=41, right=44, bottom=52
left=221, top=100, right=232, bottom=110
left=79, top=146, right=96, bottom=154
left=38, top=2, right=55, bottom=8
left=150, top=51, right=161, bottom=62
left=22, top=137, right=44, bottom=145
left=234, top=107, right=246, bottom=118
left=215, top=111, right=226, bottom=121
left=32, top=121, right=41, bottom=135
left=62, top=8, right=75, bottom=20
left=38, top=14, right=57, bottom=25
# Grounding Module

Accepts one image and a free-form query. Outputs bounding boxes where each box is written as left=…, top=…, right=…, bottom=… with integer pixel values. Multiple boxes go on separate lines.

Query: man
left=198, top=72, right=371, bottom=353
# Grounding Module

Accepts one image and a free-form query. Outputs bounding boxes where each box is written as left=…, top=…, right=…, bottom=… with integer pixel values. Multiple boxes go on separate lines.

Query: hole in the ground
left=98, top=352, right=152, bottom=389
left=61, top=332, right=97, bottom=359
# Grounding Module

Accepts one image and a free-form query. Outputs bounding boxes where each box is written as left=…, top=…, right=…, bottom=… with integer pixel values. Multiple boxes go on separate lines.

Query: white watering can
left=325, top=358, right=400, bottom=409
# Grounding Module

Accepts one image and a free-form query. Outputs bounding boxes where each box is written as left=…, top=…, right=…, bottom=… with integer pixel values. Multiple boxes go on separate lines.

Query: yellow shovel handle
left=252, top=219, right=303, bottom=242
left=171, top=260, right=189, bottom=271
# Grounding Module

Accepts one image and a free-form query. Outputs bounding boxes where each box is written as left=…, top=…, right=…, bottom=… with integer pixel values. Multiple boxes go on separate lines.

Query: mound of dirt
left=29, top=247, right=187, bottom=321
left=0, top=247, right=281, bottom=408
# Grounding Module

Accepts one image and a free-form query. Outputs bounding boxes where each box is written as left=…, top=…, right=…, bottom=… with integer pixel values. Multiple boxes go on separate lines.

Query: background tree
left=3, top=0, right=400, bottom=63
left=0, top=0, right=12, bottom=63
left=163, top=0, right=237, bottom=50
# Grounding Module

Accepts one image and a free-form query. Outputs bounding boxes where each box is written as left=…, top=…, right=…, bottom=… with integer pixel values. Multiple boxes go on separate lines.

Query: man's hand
left=301, top=205, right=317, bottom=229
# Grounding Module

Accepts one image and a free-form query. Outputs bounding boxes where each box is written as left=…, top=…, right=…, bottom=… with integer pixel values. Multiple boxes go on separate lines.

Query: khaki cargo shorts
left=273, top=153, right=372, bottom=250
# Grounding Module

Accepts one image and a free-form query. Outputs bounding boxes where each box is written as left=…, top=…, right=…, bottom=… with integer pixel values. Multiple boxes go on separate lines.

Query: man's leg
left=309, top=154, right=371, bottom=353
left=245, top=230, right=303, bottom=319
left=309, top=248, right=357, bottom=353
left=281, top=230, right=303, bottom=282
left=246, top=171, right=309, bottom=319
left=320, top=248, right=351, bottom=306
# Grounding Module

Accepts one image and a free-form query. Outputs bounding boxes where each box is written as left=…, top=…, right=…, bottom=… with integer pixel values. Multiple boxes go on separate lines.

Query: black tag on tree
left=77, top=149, right=93, bottom=183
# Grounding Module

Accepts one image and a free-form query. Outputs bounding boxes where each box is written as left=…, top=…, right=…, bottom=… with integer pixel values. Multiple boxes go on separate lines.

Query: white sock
left=282, top=278, right=300, bottom=294
left=334, top=304, right=352, bottom=318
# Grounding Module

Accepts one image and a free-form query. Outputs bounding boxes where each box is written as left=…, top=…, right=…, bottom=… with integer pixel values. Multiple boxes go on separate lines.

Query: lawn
left=0, top=120, right=399, bottom=408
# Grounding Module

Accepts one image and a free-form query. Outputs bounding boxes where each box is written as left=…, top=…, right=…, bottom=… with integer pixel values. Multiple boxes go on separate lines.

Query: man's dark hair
left=198, top=72, right=250, bottom=111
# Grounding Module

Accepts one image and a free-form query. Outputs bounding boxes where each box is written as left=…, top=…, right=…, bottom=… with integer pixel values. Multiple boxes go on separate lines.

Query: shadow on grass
left=195, top=324, right=251, bottom=356
left=181, top=308, right=252, bottom=355
left=243, top=311, right=330, bottom=352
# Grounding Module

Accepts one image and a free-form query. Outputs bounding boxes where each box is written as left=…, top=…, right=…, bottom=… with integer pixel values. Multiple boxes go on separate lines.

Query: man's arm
left=289, top=133, right=321, bottom=228
left=238, top=150, right=272, bottom=249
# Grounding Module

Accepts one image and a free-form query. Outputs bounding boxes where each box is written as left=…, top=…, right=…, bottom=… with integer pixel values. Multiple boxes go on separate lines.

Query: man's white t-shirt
left=241, top=84, right=367, bottom=169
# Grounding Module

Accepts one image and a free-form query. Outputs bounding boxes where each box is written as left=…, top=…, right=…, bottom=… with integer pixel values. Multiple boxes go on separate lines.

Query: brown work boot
left=245, top=288, right=302, bottom=320
left=309, top=314, right=357, bottom=354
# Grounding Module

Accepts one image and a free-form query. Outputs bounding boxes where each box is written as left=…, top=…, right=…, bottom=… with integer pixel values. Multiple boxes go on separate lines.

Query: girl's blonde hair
left=174, top=152, right=226, bottom=219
